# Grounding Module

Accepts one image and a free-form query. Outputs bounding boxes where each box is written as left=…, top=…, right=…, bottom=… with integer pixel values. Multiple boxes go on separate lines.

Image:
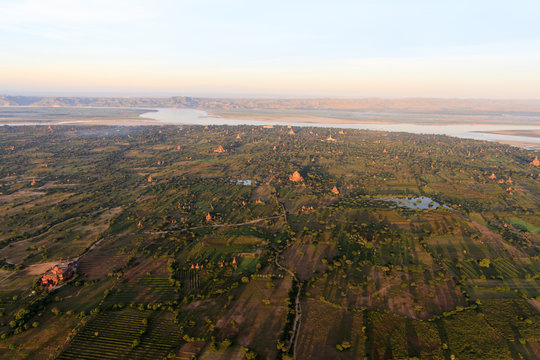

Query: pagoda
left=289, top=171, right=304, bottom=182
left=214, top=145, right=226, bottom=153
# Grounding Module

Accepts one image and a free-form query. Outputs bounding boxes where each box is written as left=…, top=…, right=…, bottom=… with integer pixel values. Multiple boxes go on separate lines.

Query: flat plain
left=0, top=124, right=539, bottom=359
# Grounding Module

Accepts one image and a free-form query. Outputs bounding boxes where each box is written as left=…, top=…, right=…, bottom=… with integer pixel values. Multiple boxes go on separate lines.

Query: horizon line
left=3, top=93, right=540, bottom=102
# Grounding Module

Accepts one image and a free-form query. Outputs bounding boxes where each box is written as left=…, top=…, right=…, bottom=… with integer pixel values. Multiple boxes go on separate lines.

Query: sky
left=1, top=0, right=540, bottom=98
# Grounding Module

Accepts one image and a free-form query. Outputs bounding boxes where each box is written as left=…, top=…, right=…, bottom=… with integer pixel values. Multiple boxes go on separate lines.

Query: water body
left=141, top=108, right=540, bottom=149
left=1, top=107, right=540, bottom=149
left=379, top=196, right=451, bottom=210
left=232, top=179, right=253, bottom=186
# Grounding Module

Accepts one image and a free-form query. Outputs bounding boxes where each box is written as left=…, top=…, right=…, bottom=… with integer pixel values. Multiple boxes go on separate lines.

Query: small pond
left=381, top=196, right=451, bottom=210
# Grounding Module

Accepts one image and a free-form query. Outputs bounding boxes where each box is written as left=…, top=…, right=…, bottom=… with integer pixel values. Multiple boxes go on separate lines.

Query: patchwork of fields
left=0, top=125, right=539, bottom=359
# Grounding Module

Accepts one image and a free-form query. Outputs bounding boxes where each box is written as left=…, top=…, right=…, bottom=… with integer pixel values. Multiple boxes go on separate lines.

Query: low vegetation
left=0, top=124, right=539, bottom=359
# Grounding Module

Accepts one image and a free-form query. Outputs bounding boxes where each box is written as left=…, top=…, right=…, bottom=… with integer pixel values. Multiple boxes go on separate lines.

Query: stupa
left=532, top=156, right=540, bottom=167
left=331, top=186, right=339, bottom=195
left=289, top=171, right=304, bottom=182
left=214, top=145, right=226, bottom=153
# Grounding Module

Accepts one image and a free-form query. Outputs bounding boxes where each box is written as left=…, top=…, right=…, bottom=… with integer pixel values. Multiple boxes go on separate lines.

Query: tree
left=479, top=258, right=491, bottom=268
left=14, top=307, right=30, bottom=320
left=245, top=350, right=257, bottom=359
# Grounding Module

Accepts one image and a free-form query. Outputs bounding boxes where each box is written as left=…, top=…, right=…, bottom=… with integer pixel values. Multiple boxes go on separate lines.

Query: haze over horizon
left=1, top=0, right=540, bottom=99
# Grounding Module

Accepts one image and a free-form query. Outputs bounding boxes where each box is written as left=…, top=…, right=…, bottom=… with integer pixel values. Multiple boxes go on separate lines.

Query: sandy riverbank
left=474, top=129, right=540, bottom=138
left=482, top=139, right=540, bottom=149
left=207, top=110, right=540, bottom=127
left=0, top=116, right=164, bottom=126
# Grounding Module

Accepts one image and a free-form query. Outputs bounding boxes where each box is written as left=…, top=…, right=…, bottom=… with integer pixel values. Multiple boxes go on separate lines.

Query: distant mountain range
left=2, top=95, right=540, bottom=115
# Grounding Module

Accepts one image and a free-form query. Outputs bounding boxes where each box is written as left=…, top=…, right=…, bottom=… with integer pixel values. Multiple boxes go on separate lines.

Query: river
left=141, top=108, right=540, bottom=150
left=1, top=106, right=540, bottom=150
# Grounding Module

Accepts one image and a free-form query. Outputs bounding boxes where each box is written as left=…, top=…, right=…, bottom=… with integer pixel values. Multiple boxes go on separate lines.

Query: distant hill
left=2, top=95, right=540, bottom=115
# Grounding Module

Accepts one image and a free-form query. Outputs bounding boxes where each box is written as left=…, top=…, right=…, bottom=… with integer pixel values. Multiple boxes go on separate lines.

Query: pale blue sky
left=1, top=0, right=540, bottom=97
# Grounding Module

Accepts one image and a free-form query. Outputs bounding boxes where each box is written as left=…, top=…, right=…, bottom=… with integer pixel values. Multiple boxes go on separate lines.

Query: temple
left=41, top=263, right=77, bottom=289
left=214, top=145, right=226, bottom=153
left=289, top=171, right=304, bottom=182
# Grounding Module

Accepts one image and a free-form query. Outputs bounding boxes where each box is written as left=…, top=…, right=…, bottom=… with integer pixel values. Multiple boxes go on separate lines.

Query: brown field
left=77, top=242, right=130, bottom=280
left=296, top=298, right=365, bottom=359
left=0, top=207, right=121, bottom=265
left=280, top=243, right=335, bottom=281
left=122, top=257, right=170, bottom=283
left=176, top=341, right=206, bottom=360
left=0, top=314, right=80, bottom=360
left=24, top=261, right=66, bottom=276
left=216, top=274, right=292, bottom=359
left=199, top=346, right=246, bottom=360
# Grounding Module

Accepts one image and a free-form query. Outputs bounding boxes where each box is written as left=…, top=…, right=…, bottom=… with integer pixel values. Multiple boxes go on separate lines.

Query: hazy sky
left=1, top=0, right=540, bottom=98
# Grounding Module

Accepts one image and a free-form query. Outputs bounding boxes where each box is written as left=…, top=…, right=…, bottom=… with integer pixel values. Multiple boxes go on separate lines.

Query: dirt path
left=75, top=237, right=106, bottom=261
left=145, top=215, right=284, bottom=235
left=200, top=215, right=283, bottom=230
left=275, top=256, right=302, bottom=359
left=272, top=199, right=302, bottom=359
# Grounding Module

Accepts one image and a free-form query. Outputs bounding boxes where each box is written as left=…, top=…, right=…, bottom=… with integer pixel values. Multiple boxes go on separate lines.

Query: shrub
left=479, top=258, right=491, bottom=268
